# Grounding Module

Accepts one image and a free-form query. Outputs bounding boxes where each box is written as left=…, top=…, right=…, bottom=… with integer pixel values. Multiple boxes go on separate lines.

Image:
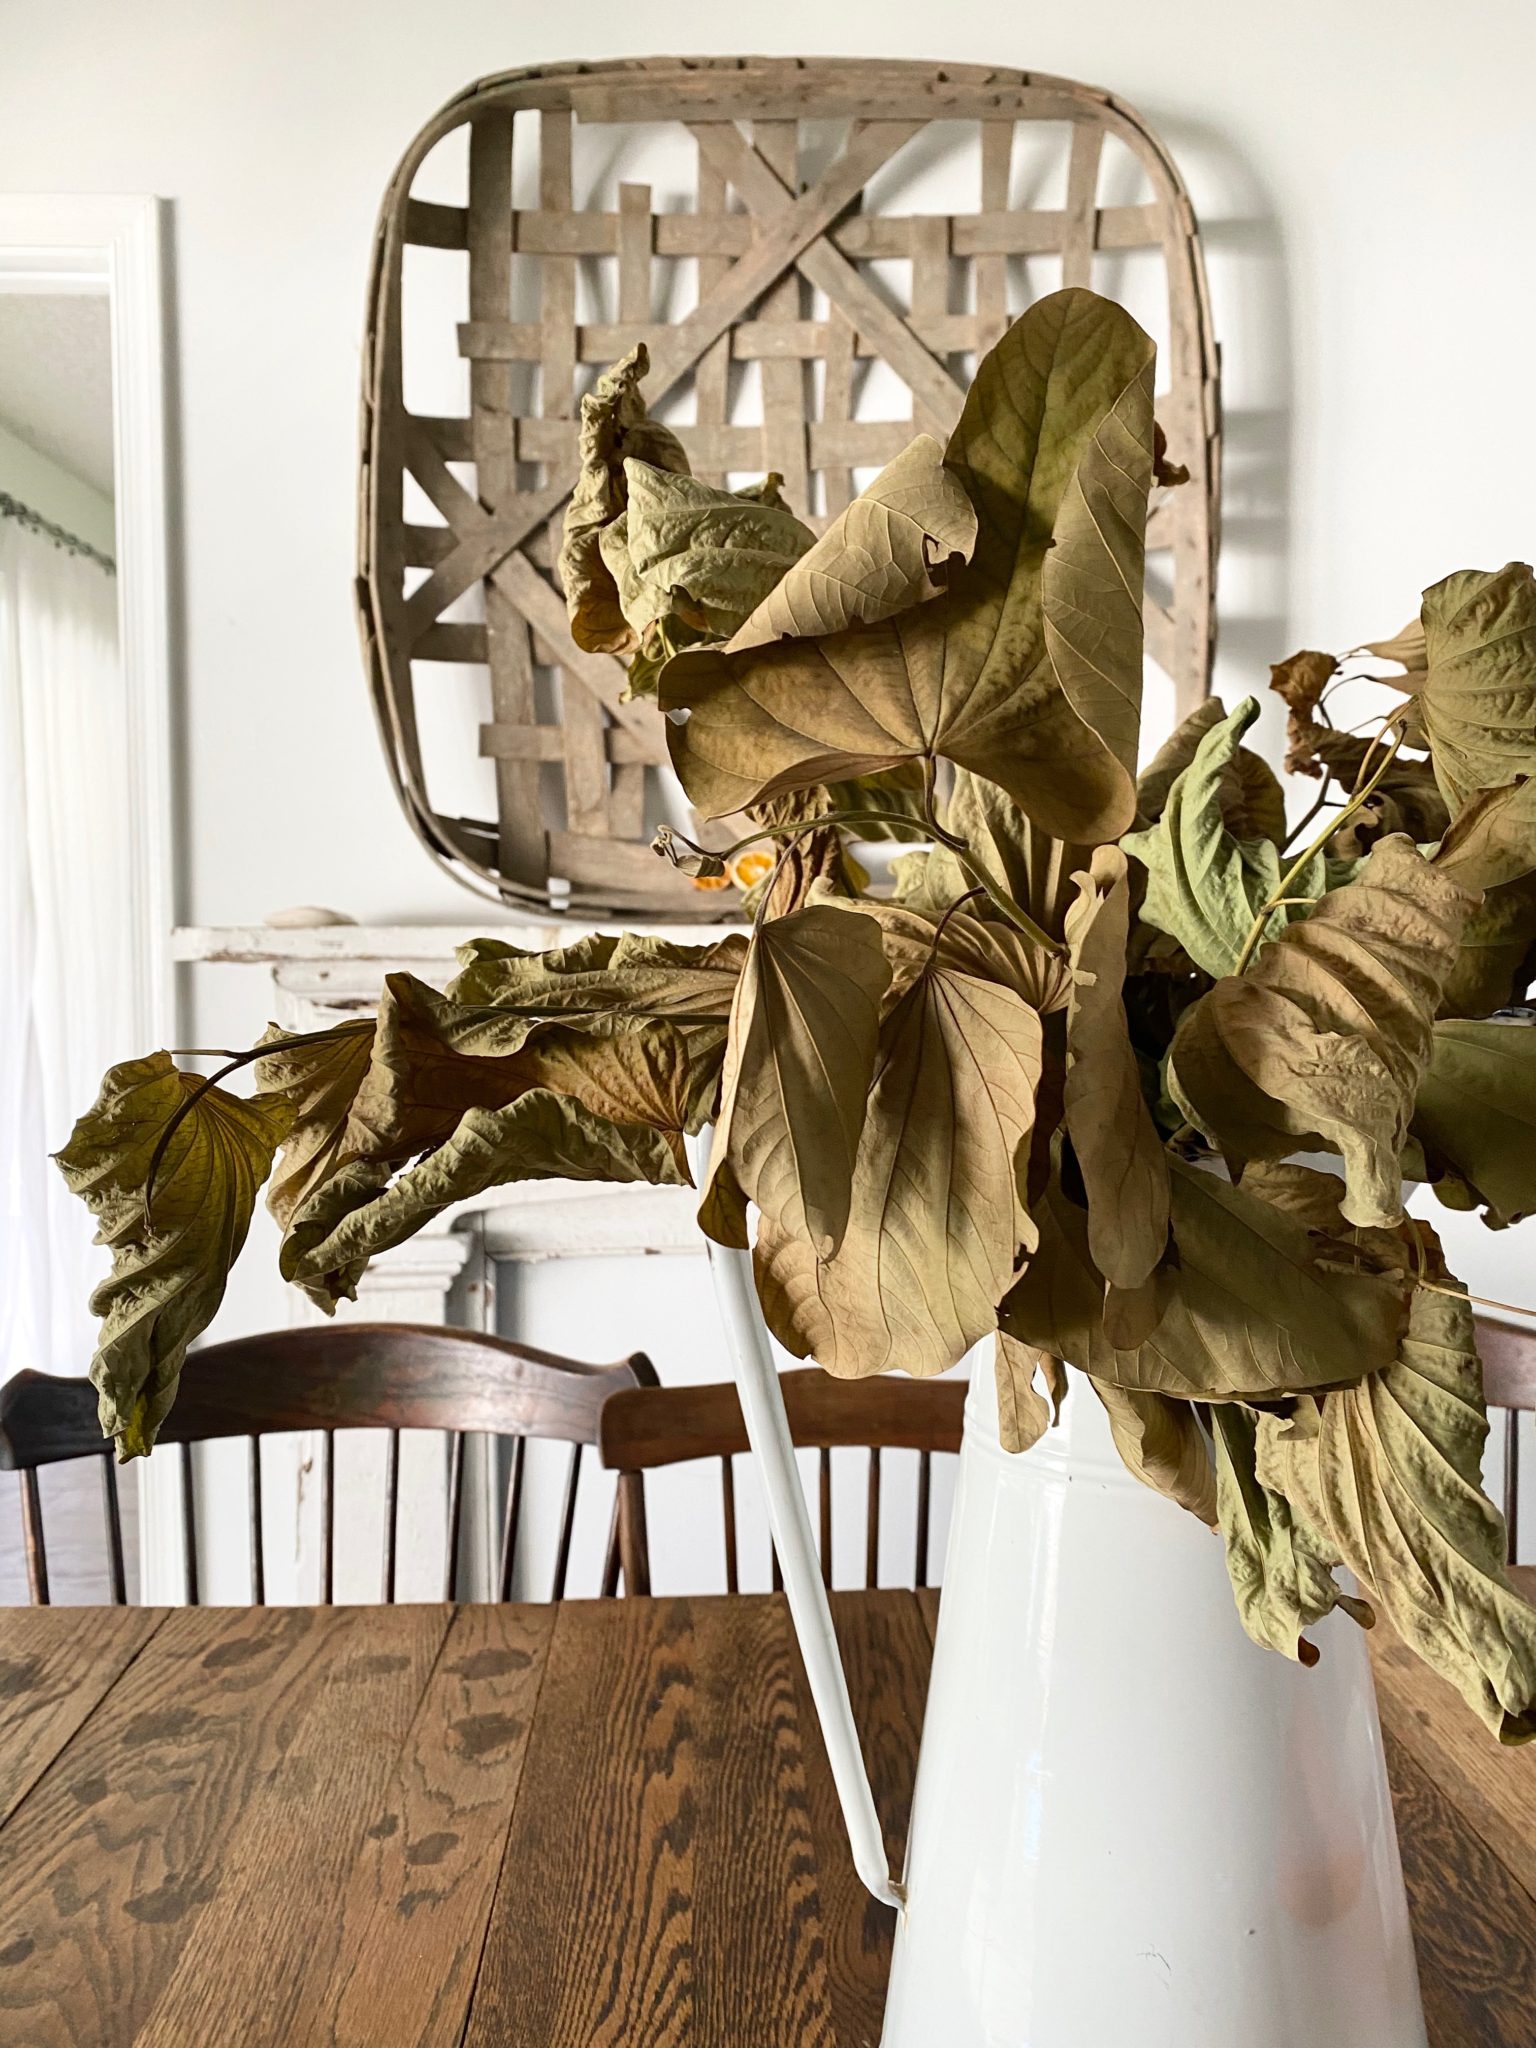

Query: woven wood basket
left=359, top=55, right=1221, bottom=918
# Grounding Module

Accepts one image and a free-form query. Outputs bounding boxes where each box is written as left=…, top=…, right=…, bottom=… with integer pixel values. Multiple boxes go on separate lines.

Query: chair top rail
left=0, top=1324, right=657, bottom=1470
left=599, top=1368, right=965, bottom=1473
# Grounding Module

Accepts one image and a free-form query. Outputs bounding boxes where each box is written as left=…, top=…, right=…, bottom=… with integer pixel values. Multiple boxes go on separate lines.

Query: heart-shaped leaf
left=699, top=902, right=891, bottom=1256
left=753, top=910, right=1045, bottom=1378
left=54, top=1054, right=293, bottom=1457
left=1168, top=835, right=1477, bottom=1225
left=662, top=289, right=1154, bottom=844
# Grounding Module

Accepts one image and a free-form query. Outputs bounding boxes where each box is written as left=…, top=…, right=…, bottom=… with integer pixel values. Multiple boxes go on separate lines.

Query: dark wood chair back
left=1478, top=1315, right=1536, bottom=1564
left=598, top=1369, right=966, bottom=1598
left=0, top=1323, right=656, bottom=1607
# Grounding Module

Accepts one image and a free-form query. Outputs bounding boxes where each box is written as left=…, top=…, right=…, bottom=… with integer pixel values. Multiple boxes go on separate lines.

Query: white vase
left=880, top=1355, right=1428, bottom=2048
left=692, top=1183, right=1429, bottom=2048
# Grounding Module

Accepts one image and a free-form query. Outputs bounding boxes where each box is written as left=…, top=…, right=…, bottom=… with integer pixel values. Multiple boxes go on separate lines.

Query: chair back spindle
left=100, top=1452, right=128, bottom=1606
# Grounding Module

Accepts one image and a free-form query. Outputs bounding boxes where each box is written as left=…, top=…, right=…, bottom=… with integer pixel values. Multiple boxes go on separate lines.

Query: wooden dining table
left=0, top=1581, right=1531, bottom=2048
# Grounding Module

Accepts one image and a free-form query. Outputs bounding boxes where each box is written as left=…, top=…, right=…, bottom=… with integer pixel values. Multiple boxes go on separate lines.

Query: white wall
left=0, top=418, right=115, bottom=558
left=3, top=5, right=1534, bottom=1527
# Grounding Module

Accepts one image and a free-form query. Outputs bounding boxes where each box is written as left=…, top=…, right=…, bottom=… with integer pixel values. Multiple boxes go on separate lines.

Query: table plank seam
left=454, top=1597, right=561, bottom=2039
left=0, top=1606, right=171, bottom=1836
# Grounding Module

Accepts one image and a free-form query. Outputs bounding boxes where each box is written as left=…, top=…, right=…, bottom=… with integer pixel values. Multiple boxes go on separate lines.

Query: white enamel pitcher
left=691, top=1152, right=1429, bottom=2048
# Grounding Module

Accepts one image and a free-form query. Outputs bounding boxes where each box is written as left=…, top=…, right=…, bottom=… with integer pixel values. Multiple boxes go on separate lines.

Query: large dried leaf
left=1420, top=564, right=1536, bottom=814
left=284, top=1093, right=684, bottom=1302
left=1093, top=1379, right=1216, bottom=1524
left=1259, top=1267, right=1536, bottom=1741
left=254, top=1020, right=375, bottom=1230
left=699, top=903, right=891, bottom=1255
left=343, top=974, right=531, bottom=1164
left=1413, top=1018, right=1536, bottom=1226
left=995, top=1333, right=1067, bottom=1454
left=1168, top=836, right=1477, bottom=1226
left=446, top=931, right=746, bottom=1034
left=1062, top=845, right=1170, bottom=1289
left=1434, top=777, right=1536, bottom=892
left=600, top=458, right=814, bottom=649
left=557, top=344, right=690, bottom=655
left=753, top=914, right=1045, bottom=1379
left=727, top=435, right=977, bottom=649
left=54, top=1054, right=292, bottom=1457
left=662, top=290, right=1154, bottom=844
left=1212, top=1404, right=1354, bottom=1663
left=1123, top=697, right=1323, bottom=978
left=999, top=1158, right=1408, bottom=1402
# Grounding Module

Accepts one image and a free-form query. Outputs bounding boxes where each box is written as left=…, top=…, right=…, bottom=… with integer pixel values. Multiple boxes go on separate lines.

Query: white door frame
left=0, top=195, right=175, bottom=1595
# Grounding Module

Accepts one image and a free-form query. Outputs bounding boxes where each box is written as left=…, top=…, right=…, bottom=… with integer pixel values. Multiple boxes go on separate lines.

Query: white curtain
left=0, top=517, right=134, bottom=1381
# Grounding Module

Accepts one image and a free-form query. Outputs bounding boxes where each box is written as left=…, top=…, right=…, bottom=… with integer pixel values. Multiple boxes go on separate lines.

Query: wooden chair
left=599, top=1369, right=966, bottom=1598
left=0, top=1323, right=656, bottom=1607
left=1478, top=1315, right=1536, bottom=1564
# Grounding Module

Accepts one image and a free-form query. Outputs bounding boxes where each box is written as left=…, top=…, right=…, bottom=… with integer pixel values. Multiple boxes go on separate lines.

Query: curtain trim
left=0, top=491, right=116, bottom=575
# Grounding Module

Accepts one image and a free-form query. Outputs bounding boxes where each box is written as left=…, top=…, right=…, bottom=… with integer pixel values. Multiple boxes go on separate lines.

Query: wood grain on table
left=0, top=1580, right=1530, bottom=2046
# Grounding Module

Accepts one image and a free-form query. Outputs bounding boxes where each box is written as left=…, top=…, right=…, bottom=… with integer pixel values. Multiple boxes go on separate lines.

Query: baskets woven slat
left=360, top=55, right=1222, bottom=917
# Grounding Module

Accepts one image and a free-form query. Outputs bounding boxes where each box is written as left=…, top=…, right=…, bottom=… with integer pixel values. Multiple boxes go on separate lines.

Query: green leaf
left=661, top=289, right=1155, bottom=845
left=1062, top=845, right=1170, bottom=1289
left=556, top=344, right=690, bottom=655
left=1259, top=1264, right=1536, bottom=1741
left=1093, top=1379, right=1216, bottom=1524
left=600, top=457, right=814, bottom=648
left=999, top=1157, right=1408, bottom=1402
left=54, top=1054, right=292, bottom=1457
left=699, top=903, right=891, bottom=1256
left=1122, top=697, right=1323, bottom=979
left=1412, top=1018, right=1536, bottom=1226
left=1167, top=835, right=1477, bottom=1226
left=1211, top=1404, right=1358, bottom=1663
left=284, top=1093, right=684, bottom=1300
left=753, top=909, right=1045, bottom=1379
left=726, top=435, right=978, bottom=649
left=1136, top=697, right=1285, bottom=846
left=1420, top=564, right=1536, bottom=814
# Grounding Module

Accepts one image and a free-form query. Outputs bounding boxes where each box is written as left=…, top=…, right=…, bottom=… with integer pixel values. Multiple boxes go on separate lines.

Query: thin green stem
left=1232, top=722, right=1408, bottom=977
